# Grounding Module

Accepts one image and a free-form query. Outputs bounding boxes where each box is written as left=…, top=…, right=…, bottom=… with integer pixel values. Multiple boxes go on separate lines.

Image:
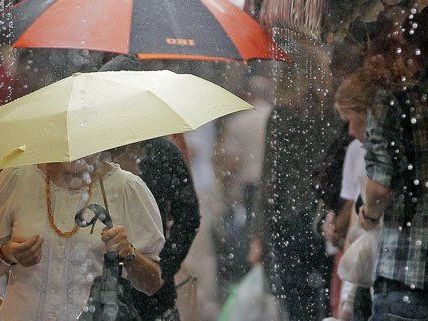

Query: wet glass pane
left=1, top=1, right=428, bottom=321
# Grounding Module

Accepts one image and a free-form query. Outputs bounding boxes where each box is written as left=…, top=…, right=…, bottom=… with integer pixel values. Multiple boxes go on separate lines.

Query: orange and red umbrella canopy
left=3, top=0, right=290, bottom=62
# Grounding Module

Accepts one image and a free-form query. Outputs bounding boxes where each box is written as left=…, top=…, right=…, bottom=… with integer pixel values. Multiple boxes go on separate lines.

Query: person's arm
left=323, top=200, right=353, bottom=247
left=363, top=90, right=400, bottom=228
left=360, top=179, right=392, bottom=230
left=102, top=226, right=162, bottom=295
left=155, top=141, right=200, bottom=280
left=104, top=173, right=165, bottom=295
left=326, top=140, right=361, bottom=245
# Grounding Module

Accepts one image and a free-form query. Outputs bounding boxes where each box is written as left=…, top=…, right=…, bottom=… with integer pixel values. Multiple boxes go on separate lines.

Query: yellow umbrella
left=0, top=70, right=253, bottom=169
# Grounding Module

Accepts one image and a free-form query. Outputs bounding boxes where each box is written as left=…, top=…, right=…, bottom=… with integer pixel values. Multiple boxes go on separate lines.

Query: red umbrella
left=3, top=0, right=290, bottom=62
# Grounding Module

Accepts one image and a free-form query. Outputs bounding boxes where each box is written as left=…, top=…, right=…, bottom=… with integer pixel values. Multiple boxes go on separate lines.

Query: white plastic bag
left=218, top=265, right=282, bottom=321
left=338, top=229, right=381, bottom=287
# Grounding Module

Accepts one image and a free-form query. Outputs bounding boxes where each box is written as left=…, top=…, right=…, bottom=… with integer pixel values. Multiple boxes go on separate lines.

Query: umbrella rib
left=66, top=77, right=75, bottom=162
left=144, top=89, right=193, bottom=130
left=83, top=73, right=193, bottom=129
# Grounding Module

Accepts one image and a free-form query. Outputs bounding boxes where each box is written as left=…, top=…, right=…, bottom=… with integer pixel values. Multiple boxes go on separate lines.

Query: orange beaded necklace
left=45, top=175, right=93, bottom=238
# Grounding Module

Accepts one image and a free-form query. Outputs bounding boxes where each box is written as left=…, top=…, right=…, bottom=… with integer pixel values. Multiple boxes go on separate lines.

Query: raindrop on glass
left=403, top=295, right=410, bottom=303
left=414, top=179, right=420, bottom=185
left=415, top=49, right=421, bottom=56
left=411, top=117, right=417, bottom=124
left=415, top=240, right=422, bottom=246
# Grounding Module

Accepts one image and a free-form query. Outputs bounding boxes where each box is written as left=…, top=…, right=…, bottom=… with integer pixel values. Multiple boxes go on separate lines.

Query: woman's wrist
left=361, top=206, right=381, bottom=223
left=121, top=243, right=136, bottom=263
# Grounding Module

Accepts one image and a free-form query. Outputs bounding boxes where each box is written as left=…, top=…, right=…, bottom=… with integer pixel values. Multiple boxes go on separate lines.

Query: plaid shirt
left=365, top=76, right=428, bottom=290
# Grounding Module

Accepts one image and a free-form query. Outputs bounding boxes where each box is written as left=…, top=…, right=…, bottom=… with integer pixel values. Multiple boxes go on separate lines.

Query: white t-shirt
left=340, top=139, right=367, bottom=202
left=0, top=164, right=164, bottom=321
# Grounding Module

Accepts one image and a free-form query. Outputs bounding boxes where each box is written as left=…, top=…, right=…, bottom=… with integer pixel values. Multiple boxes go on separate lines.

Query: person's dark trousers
left=370, top=278, right=428, bottom=321
left=352, top=287, right=372, bottom=321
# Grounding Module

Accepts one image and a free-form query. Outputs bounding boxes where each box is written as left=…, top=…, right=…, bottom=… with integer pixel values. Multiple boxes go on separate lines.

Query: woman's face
left=46, top=155, right=101, bottom=188
left=340, top=110, right=367, bottom=142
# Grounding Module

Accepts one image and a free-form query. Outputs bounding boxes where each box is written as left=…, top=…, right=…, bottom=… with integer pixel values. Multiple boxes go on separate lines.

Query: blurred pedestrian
left=110, top=139, right=200, bottom=321
left=0, top=155, right=165, bottom=321
left=362, top=7, right=428, bottom=321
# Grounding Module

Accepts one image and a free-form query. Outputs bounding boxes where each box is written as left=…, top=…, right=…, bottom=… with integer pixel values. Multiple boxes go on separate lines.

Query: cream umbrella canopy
left=0, top=70, right=253, bottom=169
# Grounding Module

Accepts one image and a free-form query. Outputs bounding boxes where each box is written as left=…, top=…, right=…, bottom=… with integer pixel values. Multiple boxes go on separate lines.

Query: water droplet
left=421, top=94, right=427, bottom=102
left=403, top=295, right=410, bottom=303
left=407, top=222, right=412, bottom=227
left=397, top=47, right=402, bottom=54
left=415, top=240, right=422, bottom=246
left=89, top=306, right=96, bottom=313
left=404, top=266, right=409, bottom=271
left=83, top=306, right=89, bottom=312
left=401, top=76, right=407, bottom=82
left=409, top=14, right=414, bottom=19
left=415, top=49, right=421, bottom=56
left=390, top=100, right=395, bottom=106
left=409, top=29, right=415, bottom=35
left=390, top=141, right=396, bottom=146
left=398, top=226, right=403, bottom=231
left=411, top=8, right=417, bottom=14
left=412, top=23, right=418, bottom=29
left=81, top=192, right=89, bottom=202
left=414, top=179, right=420, bottom=185
left=408, top=164, right=413, bottom=170
left=410, top=284, right=416, bottom=289
left=86, top=274, right=94, bottom=282
left=411, top=117, right=417, bottom=124
left=402, top=114, right=407, bottom=118
left=425, top=181, right=428, bottom=188
left=411, top=197, right=418, bottom=203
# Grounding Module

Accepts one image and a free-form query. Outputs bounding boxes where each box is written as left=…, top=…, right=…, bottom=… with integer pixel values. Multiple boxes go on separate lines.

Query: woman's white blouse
left=0, top=165, right=164, bottom=321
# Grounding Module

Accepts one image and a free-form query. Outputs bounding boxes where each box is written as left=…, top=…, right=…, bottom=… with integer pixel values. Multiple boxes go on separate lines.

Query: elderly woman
left=0, top=154, right=165, bottom=321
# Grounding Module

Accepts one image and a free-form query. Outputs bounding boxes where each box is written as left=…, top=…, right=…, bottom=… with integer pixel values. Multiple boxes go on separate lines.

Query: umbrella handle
left=75, top=203, right=113, bottom=230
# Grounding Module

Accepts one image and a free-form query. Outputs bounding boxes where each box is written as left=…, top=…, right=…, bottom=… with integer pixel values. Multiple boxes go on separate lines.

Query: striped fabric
left=365, top=75, right=428, bottom=289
